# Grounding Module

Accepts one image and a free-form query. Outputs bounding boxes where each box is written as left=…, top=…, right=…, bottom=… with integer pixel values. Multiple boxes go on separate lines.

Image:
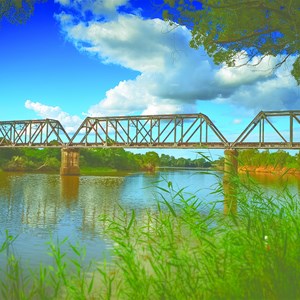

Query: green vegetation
left=2, top=147, right=300, bottom=174
left=238, top=149, right=300, bottom=169
left=0, top=148, right=212, bottom=173
left=0, top=0, right=44, bottom=25
left=1, top=176, right=300, bottom=299
left=160, top=153, right=212, bottom=168
left=0, top=147, right=61, bottom=172
left=161, top=0, right=300, bottom=84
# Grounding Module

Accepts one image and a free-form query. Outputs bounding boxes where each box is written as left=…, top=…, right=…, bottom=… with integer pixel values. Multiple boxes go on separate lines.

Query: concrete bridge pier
left=223, top=149, right=238, bottom=214
left=60, top=148, right=80, bottom=176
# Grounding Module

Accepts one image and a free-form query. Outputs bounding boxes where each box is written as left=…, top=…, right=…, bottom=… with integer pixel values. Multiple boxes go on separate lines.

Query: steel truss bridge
left=0, top=110, right=300, bottom=149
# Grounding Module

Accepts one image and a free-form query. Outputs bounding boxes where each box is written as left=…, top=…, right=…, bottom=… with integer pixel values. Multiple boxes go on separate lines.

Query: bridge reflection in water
left=1, top=110, right=300, bottom=214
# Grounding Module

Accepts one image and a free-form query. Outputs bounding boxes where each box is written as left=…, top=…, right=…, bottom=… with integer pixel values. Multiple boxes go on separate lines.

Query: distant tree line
left=0, top=147, right=213, bottom=173
left=238, top=149, right=300, bottom=169
left=79, top=148, right=160, bottom=172
left=0, top=147, right=61, bottom=172
left=159, top=154, right=212, bottom=168
left=1, top=148, right=299, bottom=173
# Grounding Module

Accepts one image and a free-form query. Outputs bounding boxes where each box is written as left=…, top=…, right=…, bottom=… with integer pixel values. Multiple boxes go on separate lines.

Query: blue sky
left=0, top=0, right=299, bottom=158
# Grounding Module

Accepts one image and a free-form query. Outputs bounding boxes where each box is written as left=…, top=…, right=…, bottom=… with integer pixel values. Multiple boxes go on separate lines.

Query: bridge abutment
left=60, top=148, right=80, bottom=176
left=223, top=149, right=238, bottom=214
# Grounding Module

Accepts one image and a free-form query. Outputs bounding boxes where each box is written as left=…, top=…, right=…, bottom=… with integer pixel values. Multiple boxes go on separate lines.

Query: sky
left=0, top=0, right=300, bottom=159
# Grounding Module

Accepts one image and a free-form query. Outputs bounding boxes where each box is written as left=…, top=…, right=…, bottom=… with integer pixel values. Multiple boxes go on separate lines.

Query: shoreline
left=238, top=165, right=300, bottom=175
left=3, top=166, right=300, bottom=177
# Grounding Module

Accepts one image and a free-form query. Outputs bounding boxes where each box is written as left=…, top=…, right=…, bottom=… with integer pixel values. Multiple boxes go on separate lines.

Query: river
left=0, top=169, right=300, bottom=269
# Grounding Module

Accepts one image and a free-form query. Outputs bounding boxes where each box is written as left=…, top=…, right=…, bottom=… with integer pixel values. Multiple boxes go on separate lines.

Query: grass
left=1, top=174, right=300, bottom=299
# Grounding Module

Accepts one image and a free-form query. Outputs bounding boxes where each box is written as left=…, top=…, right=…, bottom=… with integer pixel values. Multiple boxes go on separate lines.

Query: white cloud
left=95, top=0, right=128, bottom=12
left=233, top=119, right=242, bottom=124
left=25, top=100, right=83, bottom=133
left=54, top=2, right=300, bottom=117
left=216, top=53, right=277, bottom=87
left=223, top=61, right=300, bottom=112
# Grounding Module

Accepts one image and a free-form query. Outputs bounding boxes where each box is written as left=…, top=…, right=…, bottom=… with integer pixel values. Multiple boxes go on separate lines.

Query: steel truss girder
left=1, top=111, right=300, bottom=149
left=69, top=113, right=229, bottom=149
left=231, top=110, right=300, bottom=149
left=0, top=119, right=70, bottom=147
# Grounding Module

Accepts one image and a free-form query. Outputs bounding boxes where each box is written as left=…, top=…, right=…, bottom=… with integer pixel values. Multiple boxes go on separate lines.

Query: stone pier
left=60, top=148, right=80, bottom=176
left=223, top=149, right=238, bottom=214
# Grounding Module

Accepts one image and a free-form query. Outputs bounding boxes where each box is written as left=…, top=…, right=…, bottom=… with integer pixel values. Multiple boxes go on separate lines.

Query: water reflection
left=61, top=176, right=79, bottom=205
left=78, top=176, right=125, bottom=236
left=240, top=173, right=300, bottom=189
left=240, top=172, right=300, bottom=198
left=21, top=175, right=61, bottom=230
left=1, top=170, right=300, bottom=268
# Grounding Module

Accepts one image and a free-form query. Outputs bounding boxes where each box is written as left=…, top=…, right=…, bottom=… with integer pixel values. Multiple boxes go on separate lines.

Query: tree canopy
left=0, top=0, right=43, bottom=24
left=162, top=0, right=300, bottom=84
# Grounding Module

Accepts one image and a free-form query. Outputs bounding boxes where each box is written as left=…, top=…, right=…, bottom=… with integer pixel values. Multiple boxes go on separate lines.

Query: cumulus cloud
left=25, top=100, right=83, bottom=133
left=215, top=53, right=277, bottom=87
left=223, top=61, right=300, bottom=112
left=54, top=0, right=300, bottom=117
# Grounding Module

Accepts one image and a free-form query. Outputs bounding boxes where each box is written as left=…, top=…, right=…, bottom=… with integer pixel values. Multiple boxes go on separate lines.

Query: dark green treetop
left=162, top=0, right=300, bottom=84
left=0, top=0, right=44, bottom=24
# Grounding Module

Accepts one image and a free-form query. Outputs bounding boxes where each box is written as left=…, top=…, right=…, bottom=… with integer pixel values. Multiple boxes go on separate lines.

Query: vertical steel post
left=200, top=117, right=202, bottom=144
left=174, top=117, right=177, bottom=145
left=290, top=113, right=293, bottom=144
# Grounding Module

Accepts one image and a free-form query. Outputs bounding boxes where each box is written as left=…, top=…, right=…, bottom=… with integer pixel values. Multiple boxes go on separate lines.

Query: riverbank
left=239, top=165, right=300, bottom=175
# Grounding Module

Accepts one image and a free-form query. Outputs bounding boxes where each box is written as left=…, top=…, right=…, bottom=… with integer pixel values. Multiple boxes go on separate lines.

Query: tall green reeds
left=98, top=176, right=300, bottom=299
left=0, top=174, right=300, bottom=299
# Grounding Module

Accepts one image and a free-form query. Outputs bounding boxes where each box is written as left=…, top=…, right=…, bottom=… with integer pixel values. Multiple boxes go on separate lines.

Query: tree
left=142, top=151, right=160, bottom=171
left=162, top=0, right=300, bottom=84
left=0, top=0, right=44, bottom=24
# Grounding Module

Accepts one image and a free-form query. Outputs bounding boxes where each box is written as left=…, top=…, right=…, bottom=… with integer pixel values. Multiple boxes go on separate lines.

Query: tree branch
left=217, top=29, right=276, bottom=45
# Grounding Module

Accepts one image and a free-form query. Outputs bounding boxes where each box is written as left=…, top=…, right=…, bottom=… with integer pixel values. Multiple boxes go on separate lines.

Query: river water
left=0, top=169, right=300, bottom=269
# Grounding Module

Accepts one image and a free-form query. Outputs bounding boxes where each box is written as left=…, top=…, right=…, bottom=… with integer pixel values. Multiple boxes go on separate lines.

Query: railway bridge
left=0, top=110, right=299, bottom=176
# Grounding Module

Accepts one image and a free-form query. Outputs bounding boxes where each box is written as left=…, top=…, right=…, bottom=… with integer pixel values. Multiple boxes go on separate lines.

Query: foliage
left=238, top=149, right=300, bottom=168
left=1, top=147, right=298, bottom=173
left=4, top=155, right=36, bottom=171
left=0, top=147, right=61, bottom=172
left=160, top=153, right=212, bottom=168
left=0, top=0, right=44, bottom=24
left=0, top=147, right=213, bottom=172
left=161, top=0, right=300, bottom=84
left=80, top=148, right=141, bottom=171
left=1, top=177, right=300, bottom=299
left=140, top=151, right=160, bottom=171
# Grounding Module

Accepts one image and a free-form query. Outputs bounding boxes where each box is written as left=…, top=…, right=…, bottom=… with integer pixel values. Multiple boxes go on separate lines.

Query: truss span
left=0, top=119, right=70, bottom=147
left=232, top=110, right=300, bottom=149
left=69, top=113, right=229, bottom=149
left=0, top=111, right=300, bottom=149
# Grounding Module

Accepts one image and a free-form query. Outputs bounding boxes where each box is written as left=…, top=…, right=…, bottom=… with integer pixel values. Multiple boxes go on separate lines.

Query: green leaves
left=161, top=0, right=300, bottom=84
left=0, top=0, right=43, bottom=25
left=291, top=56, right=300, bottom=85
